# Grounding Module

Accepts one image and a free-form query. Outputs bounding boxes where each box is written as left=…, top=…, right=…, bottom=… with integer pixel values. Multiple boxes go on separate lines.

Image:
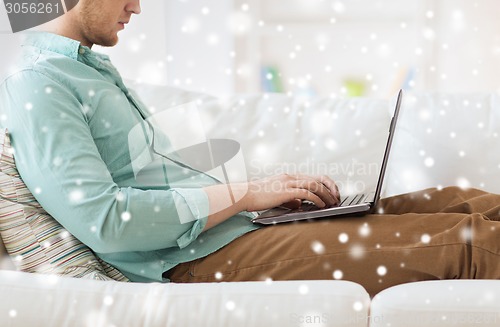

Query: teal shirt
left=0, top=32, right=260, bottom=282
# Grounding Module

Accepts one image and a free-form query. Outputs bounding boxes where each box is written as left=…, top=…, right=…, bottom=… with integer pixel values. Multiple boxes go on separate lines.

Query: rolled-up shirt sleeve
left=171, top=188, right=209, bottom=248
left=0, top=70, right=211, bottom=254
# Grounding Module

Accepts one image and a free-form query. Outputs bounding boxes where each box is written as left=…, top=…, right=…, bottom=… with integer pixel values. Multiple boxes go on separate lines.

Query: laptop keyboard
left=255, top=192, right=375, bottom=219
left=339, top=193, right=369, bottom=207
left=292, top=193, right=369, bottom=212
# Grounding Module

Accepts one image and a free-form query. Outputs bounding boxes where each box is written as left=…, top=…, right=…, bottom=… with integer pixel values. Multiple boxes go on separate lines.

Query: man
left=1, top=0, right=500, bottom=297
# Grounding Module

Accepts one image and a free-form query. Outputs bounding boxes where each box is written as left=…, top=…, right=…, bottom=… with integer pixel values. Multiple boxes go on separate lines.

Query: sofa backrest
left=129, top=82, right=500, bottom=198
left=127, top=81, right=391, bottom=196
left=384, top=93, right=500, bottom=196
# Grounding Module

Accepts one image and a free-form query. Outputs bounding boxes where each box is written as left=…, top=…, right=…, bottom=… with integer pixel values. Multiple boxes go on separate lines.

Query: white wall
left=161, top=0, right=500, bottom=97
left=3, top=1, right=500, bottom=97
left=100, top=0, right=236, bottom=95
left=163, top=0, right=235, bottom=96
left=423, top=0, right=500, bottom=93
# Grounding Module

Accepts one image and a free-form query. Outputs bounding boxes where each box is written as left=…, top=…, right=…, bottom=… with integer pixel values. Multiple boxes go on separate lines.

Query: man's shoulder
left=1, top=64, right=55, bottom=90
left=1, top=47, right=79, bottom=88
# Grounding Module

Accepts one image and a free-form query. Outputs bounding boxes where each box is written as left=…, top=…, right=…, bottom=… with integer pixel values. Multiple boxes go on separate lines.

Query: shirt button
left=79, top=48, right=85, bottom=54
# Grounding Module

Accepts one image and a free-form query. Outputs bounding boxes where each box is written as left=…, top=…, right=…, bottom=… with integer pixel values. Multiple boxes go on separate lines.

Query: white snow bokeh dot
left=333, top=269, right=343, bottom=280
left=121, top=212, right=131, bottom=222
left=69, top=190, right=85, bottom=203
left=461, top=226, right=473, bottom=242
left=116, top=192, right=125, bottom=202
left=298, top=284, right=309, bottom=295
left=359, top=223, right=371, bottom=237
left=103, top=295, right=114, bottom=306
left=225, top=300, right=236, bottom=311
left=421, top=233, right=431, bottom=244
left=311, top=240, right=325, bottom=254
left=456, top=177, right=471, bottom=189
left=52, top=156, right=63, bottom=167
left=353, top=301, right=364, bottom=312
left=349, top=244, right=365, bottom=260
left=338, top=233, right=349, bottom=243
left=424, top=157, right=434, bottom=168
left=377, top=266, right=387, bottom=276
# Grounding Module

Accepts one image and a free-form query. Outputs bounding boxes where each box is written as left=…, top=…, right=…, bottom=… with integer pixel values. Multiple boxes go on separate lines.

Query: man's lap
left=167, top=187, right=500, bottom=296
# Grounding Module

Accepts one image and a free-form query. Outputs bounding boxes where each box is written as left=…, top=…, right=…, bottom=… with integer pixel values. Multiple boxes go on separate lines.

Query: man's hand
left=243, top=174, right=340, bottom=212
left=202, top=174, right=340, bottom=231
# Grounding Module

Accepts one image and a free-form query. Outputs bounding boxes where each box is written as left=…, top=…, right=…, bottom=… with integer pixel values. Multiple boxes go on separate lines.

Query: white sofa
left=1, top=83, right=500, bottom=326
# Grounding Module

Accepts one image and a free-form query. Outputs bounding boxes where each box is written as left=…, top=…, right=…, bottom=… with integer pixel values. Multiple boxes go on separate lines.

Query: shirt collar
left=22, top=31, right=110, bottom=62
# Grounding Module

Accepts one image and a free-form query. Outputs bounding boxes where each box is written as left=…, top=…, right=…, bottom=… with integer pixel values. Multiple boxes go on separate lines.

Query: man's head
left=44, top=0, right=141, bottom=48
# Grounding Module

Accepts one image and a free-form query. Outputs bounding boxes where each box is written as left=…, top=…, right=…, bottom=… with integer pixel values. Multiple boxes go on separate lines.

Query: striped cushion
left=0, top=129, right=129, bottom=282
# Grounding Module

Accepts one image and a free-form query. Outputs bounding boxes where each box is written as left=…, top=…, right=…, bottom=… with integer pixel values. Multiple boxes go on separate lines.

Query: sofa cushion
left=0, top=272, right=371, bottom=327
left=370, top=280, right=500, bottom=327
left=0, top=129, right=128, bottom=281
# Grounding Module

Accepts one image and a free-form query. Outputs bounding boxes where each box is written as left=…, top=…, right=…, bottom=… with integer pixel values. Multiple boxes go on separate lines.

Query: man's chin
left=95, top=35, right=119, bottom=47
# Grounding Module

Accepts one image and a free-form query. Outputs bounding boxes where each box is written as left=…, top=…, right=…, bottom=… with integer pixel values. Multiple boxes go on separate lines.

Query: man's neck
left=37, top=14, right=93, bottom=48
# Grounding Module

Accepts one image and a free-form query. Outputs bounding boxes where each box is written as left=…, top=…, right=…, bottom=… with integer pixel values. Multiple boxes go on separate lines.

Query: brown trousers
left=167, top=187, right=500, bottom=297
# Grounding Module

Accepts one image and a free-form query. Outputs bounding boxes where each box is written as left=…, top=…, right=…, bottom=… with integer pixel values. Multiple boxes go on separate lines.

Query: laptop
left=251, top=89, right=403, bottom=225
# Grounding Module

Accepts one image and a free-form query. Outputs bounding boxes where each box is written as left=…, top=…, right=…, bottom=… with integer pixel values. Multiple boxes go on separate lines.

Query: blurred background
left=1, top=0, right=500, bottom=98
